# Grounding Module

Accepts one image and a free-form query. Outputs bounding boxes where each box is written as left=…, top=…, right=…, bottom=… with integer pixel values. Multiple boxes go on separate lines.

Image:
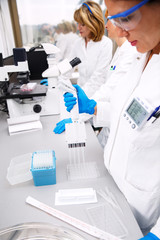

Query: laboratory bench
left=0, top=111, right=143, bottom=240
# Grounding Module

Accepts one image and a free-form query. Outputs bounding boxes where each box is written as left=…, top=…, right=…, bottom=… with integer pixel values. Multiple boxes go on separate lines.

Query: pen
left=148, top=105, right=160, bottom=121
left=152, top=110, right=160, bottom=123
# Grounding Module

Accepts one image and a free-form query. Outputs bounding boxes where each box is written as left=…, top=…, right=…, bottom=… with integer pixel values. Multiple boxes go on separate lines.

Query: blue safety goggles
left=107, top=0, right=150, bottom=31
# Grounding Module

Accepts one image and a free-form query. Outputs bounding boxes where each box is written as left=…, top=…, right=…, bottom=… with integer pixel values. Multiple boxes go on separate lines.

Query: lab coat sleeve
left=91, top=70, right=132, bottom=128
left=79, top=113, right=93, bottom=122
left=89, top=72, right=120, bottom=128
left=92, top=75, right=117, bottom=103
left=93, top=101, right=111, bottom=128
left=82, top=38, right=113, bottom=97
left=151, top=217, right=160, bottom=238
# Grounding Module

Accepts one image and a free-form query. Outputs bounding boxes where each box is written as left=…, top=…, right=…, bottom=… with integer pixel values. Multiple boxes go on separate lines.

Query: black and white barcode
left=68, top=142, right=86, bottom=148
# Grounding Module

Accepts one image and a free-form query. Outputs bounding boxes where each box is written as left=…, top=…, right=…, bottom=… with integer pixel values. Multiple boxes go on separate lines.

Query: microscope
left=0, top=48, right=53, bottom=118
left=0, top=44, right=81, bottom=120
left=0, top=45, right=70, bottom=118
left=42, top=43, right=81, bottom=120
left=0, top=48, right=29, bottom=93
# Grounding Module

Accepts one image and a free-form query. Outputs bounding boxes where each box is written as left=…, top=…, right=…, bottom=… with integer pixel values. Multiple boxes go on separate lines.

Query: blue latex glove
left=139, top=233, right=160, bottom=240
left=64, top=84, right=96, bottom=115
left=40, top=78, right=48, bottom=86
left=53, top=118, right=72, bottom=134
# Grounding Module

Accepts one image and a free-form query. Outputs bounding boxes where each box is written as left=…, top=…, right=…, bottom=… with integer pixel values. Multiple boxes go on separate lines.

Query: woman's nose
left=105, top=20, right=109, bottom=29
left=78, top=23, right=82, bottom=29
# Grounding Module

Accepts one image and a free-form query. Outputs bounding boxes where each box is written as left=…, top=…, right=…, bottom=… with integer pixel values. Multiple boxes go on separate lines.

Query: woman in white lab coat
left=53, top=19, right=137, bottom=134
left=69, top=1, right=113, bottom=98
left=93, top=19, right=138, bottom=148
left=63, top=0, right=160, bottom=238
left=55, top=21, right=80, bottom=62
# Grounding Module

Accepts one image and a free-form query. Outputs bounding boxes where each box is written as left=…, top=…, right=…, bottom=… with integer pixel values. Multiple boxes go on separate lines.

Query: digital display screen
left=126, top=99, right=148, bottom=126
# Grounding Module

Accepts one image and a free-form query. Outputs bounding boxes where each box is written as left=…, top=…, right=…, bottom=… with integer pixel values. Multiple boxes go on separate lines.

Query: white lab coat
left=93, top=52, right=160, bottom=235
left=92, top=40, right=138, bottom=148
left=69, top=35, right=113, bottom=97
left=56, top=32, right=80, bottom=61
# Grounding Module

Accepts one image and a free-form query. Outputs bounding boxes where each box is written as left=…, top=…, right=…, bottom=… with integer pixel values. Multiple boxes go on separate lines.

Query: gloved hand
left=53, top=118, right=72, bottom=134
left=139, top=232, right=160, bottom=240
left=64, top=84, right=97, bottom=115
left=40, top=78, right=48, bottom=86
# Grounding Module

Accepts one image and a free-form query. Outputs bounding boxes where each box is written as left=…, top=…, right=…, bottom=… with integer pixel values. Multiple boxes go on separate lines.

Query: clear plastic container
left=6, top=151, right=57, bottom=186
left=0, top=222, right=86, bottom=240
left=6, top=153, right=32, bottom=185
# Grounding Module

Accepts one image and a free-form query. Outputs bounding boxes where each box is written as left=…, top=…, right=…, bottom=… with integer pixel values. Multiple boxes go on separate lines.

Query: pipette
left=26, top=196, right=120, bottom=240
left=58, top=77, right=99, bottom=180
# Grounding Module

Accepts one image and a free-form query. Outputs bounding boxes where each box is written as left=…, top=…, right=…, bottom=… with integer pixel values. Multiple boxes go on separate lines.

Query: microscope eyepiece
left=70, top=57, right=81, bottom=68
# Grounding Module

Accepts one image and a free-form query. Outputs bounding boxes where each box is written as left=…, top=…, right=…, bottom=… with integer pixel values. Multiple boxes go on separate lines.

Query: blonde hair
left=62, top=21, right=73, bottom=34
left=74, top=1, right=105, bottom=42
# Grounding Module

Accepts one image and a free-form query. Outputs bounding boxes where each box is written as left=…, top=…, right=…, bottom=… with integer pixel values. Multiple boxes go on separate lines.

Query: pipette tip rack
left=31, top=150, right=56, bottom=186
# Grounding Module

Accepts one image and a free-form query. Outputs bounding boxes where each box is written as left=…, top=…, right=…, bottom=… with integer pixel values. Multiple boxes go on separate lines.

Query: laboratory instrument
left=0, top=222, right=85, bottom=240
left=0, top=48, right=29, bottom=83
left=42, top=54, right=81, bottom=85
left=58, top=77, right=99, bottom=180
left=1, top=45, right=81, bottom=118
left=0, top=48, right=55, bottom=117
left=26, top=196, right=120, bottom=240
left=123, top=96, right=157, bottom=130
left=63, top=84, right=96, bottom=114
left=41, top=43, right=61, bottom=88
left=42, top=44, right=81, bottom=119
left=6, top=87, right=58, bottom=117
left=42, top=43, right=81, bottom=89
left=42, top=46, right=81, bottom=118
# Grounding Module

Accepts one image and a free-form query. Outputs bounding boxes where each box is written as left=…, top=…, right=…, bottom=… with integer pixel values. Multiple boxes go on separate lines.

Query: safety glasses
left=107, top=0, right=150, bottom=31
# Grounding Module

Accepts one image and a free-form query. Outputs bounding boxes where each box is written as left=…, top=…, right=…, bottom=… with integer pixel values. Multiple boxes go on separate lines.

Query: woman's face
left=105, top=0, right=160, bottom=53
left=106, top=20, right=118, bottom=40
left=77, top=23, right=91, bottom=40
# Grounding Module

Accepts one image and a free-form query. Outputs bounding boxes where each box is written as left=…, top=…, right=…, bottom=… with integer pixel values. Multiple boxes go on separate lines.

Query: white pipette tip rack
left=31, top=150, right=56, bottom=186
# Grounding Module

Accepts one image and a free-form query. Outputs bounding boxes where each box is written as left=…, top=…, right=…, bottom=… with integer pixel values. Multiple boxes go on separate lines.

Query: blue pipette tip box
left=30, top=150, right=56, bottom=187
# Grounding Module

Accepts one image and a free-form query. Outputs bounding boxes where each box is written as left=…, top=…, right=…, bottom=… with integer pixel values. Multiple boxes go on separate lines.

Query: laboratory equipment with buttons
left=123, top=96, right=155, bottom=129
